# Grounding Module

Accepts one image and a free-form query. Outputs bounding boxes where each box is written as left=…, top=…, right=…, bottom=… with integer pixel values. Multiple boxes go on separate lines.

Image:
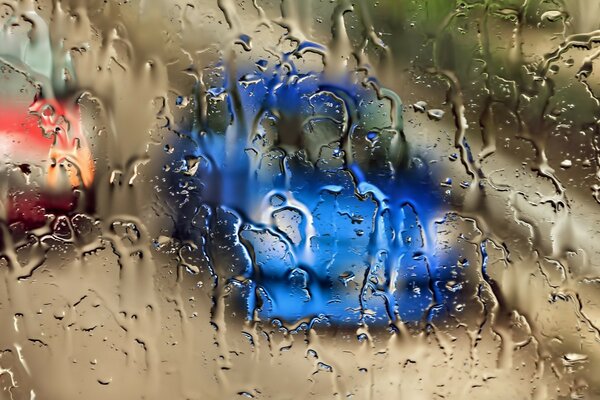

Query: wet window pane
left=0, top=0, right=599, bottom=398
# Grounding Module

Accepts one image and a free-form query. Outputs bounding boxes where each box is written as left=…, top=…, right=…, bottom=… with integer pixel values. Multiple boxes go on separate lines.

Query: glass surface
left=0, top=0, right=599, bottom=398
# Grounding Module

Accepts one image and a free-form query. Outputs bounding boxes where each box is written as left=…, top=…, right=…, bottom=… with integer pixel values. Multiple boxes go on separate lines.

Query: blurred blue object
left=170, top=41, right=455, bottom=327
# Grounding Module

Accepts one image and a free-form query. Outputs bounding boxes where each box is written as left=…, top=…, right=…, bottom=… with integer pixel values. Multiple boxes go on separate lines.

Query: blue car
left=167, top=40, right=458, bottom=329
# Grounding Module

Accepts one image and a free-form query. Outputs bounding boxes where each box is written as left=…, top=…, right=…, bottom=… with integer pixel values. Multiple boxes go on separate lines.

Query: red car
left=0, top=95, right=94, bottom=227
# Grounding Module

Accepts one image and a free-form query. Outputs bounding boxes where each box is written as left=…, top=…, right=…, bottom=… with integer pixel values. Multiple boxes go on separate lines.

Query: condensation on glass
left=0, top=0, right=599, bottom=399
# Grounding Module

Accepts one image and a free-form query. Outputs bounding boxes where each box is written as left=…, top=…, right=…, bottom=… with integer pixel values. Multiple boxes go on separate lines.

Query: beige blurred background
left=1, top=0, right=600, bottom=399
